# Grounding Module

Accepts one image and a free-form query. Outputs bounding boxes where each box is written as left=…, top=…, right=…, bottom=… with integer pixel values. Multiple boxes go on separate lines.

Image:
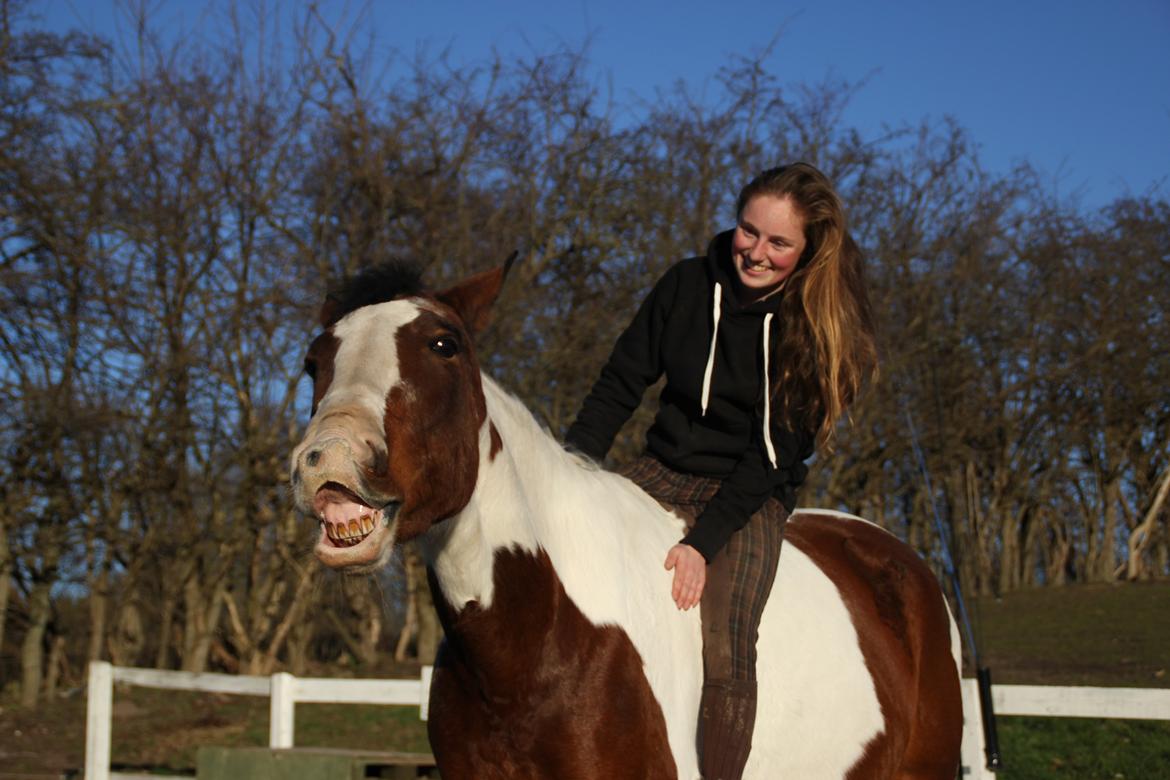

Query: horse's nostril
left=306, top=450, right=321, bottom=467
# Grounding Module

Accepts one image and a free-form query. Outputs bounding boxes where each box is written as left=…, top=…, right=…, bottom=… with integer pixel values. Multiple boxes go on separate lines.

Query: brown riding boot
left=699, top=678, right=757, bottom=780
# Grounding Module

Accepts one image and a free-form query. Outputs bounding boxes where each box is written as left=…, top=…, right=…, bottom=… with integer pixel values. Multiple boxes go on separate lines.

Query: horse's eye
left=430, top=336, right=460, bottom=358
left=304, top=358, right=317, bottom=379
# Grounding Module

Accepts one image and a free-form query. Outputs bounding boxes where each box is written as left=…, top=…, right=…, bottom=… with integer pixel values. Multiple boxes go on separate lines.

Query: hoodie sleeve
left=682, top=411, right=819, bottom=561
left=679, top=426, right=775, bottom=561
left=565, top=265, right=681, bottom=460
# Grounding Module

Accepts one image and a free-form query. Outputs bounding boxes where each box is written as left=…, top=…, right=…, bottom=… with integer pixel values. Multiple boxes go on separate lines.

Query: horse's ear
left=318, top=294, right=341, bottom=328
left=438, top=251, right=519, bottom=336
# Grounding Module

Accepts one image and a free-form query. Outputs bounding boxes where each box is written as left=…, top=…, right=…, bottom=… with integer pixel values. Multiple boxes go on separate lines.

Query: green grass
left=997, top=717, right=1170, bottom=779
left=294, top=702, right=431, bottom=754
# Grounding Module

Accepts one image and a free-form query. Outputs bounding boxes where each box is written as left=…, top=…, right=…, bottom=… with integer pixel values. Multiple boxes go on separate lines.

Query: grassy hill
left=0, top=581, right=1167, bottom=778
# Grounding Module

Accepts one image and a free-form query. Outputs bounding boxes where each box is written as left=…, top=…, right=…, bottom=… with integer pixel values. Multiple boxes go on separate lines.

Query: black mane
left=320, top=260, right=427, bottom=327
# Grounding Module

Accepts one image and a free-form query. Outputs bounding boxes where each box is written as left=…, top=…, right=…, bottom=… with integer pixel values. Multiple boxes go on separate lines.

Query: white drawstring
left=761, top=312, right=778, bottom=469
left=700, top=282, right=722, bottom=417
left=702, top=281, right=778, bottom=470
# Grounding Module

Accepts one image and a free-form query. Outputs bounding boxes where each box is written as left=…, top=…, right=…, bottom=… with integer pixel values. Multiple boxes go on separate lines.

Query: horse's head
left=290, top=257, right=513, bottom=572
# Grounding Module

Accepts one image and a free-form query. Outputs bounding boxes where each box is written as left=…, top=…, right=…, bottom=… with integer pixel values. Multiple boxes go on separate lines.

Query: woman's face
left=731, top=194, right=807, bottom=299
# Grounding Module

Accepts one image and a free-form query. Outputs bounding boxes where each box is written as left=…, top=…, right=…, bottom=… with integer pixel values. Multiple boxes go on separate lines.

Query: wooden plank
left=111, top=666, right=270, bottom=696
left=994, top=684, right=1170, bottom=720
left=85, top=661, right=113, bottom=780
left=959, top=678, right=995, bottom=780
left=420, top=665, right=433, bottom=721
left=270, top=672, right=296, bottom=749
left=293, top=676, right=424, bottom=705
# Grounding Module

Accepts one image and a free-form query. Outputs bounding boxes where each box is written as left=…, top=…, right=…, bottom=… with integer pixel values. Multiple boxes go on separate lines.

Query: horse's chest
left=427, top=548, right=677, bottom=779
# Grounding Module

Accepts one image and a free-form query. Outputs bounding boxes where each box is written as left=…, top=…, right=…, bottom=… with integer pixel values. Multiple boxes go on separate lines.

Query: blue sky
left=36, top=0, right=1170, bottom=209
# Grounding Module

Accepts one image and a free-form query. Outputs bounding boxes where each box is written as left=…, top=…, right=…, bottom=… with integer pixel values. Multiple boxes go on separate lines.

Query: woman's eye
left=430, top=337, right=460, bottom=358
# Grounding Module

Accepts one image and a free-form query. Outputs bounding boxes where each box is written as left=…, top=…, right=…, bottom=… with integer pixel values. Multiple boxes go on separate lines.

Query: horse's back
left=750, top=510, right=962, bottom=779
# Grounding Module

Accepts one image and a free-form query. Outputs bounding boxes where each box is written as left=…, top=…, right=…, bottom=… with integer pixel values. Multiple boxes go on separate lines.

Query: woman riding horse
left=566, top=163, right=878, bottom=779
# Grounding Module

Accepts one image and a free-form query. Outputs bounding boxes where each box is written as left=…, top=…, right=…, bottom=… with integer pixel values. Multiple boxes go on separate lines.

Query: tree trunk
left=287, top=618, right=313, bottom=677
left=20, top=578, right=53, bottom=706
left=1021, top=507, right=1041, bottom=587
left=45, top=634, right=67, bottom=699
left=109, top=600, right=146, bottom=667
left=1126, top=465, right=1170, bottom=581
left=0, top=529, right=11, bottom=663
left=343, top=577, right=383, bottom=667
left=181, top=576, right=226, bottom=673
left=154, top=591, right=178, bottom=669
left=395, top=546, right=422, bottom=662
left=416, top=567, right=441, bottom=665
left=88, top=564, right=110, bottom=662
left=1098, top=480, right=1121, bottom=583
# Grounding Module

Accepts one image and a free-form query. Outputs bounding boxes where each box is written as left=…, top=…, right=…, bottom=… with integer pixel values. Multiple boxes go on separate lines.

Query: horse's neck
left=418, top=377, right=559, bottom=607
left=421, top=375, right=685, bottom=624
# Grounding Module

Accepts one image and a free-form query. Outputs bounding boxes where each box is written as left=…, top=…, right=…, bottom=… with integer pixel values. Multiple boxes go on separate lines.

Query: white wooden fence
left=84, top=660, right=433, bottom=780
left=85, top=662, right=1170, bottom=780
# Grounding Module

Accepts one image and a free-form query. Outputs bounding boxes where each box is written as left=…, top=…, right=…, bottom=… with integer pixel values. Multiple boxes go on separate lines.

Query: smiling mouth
left=739, top=254, right=775, bottom=271
left=314, top=483, right=400, bottom=548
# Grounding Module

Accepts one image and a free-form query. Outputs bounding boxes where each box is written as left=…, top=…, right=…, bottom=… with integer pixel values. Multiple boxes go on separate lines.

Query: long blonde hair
left=736, top=163, right=878, bottom=446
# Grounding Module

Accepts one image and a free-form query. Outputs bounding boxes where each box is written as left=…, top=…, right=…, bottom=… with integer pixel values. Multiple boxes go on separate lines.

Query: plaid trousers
left=620, top=455, right=788, bottom=682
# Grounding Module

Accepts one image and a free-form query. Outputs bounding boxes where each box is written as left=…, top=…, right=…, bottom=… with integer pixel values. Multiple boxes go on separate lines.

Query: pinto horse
left=290, top=261, right=963, bottom=779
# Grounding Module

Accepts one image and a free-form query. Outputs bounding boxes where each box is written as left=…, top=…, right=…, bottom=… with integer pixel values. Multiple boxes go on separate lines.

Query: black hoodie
left=566, top=230, right=816, bottom=561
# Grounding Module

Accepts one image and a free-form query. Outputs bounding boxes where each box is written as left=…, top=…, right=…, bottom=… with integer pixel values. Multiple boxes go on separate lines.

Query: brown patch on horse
left=366, top=309, right=487, bottom=542
left=489, top=423, right=503, bottom=461
left=786, top=514, right=962, bottom=779
left=427, top=548, right=677, bottom=780
left=303, top=332, right=340, bottom=417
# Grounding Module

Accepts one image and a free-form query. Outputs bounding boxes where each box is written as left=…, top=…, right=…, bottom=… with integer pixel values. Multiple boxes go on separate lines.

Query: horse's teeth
left=361, top=515, right=373, bottom=533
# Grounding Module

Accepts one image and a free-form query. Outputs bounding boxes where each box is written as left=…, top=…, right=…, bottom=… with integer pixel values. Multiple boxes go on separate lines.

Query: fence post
left=419, top=665, right=433, bottom=721
left=85, top=661, right=112, bottom=780
left=960, top=677, right=994, bottom=779
left=269, top=672, right=296, bottom=748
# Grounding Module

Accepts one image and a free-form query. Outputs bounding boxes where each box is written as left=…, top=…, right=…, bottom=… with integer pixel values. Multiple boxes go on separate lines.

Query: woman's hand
left=664, top=543, right=706, bottom=610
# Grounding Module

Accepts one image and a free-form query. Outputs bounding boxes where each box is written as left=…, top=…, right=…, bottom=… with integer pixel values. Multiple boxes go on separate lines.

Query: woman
left=565, top=163, right=878, bottom=779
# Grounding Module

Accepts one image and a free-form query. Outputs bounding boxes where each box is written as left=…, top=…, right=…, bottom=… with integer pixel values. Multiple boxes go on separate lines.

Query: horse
left=289, top=259, right=963, bottom=779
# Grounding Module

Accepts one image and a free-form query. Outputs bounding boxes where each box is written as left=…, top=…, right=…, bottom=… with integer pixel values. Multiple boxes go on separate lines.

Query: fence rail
left=85, top=663, right=1170, bottom=780
left=959, top=678, right=1170, bottom=779
left=84, top=661, right=432, bottom=780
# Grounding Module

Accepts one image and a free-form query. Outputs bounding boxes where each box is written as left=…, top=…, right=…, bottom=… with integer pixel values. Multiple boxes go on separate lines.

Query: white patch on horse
left=420, top=417, right=538, bottom=610
left=323, top=302, right=423, bottom=422
left=750, top=542, right=884, bottom=776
